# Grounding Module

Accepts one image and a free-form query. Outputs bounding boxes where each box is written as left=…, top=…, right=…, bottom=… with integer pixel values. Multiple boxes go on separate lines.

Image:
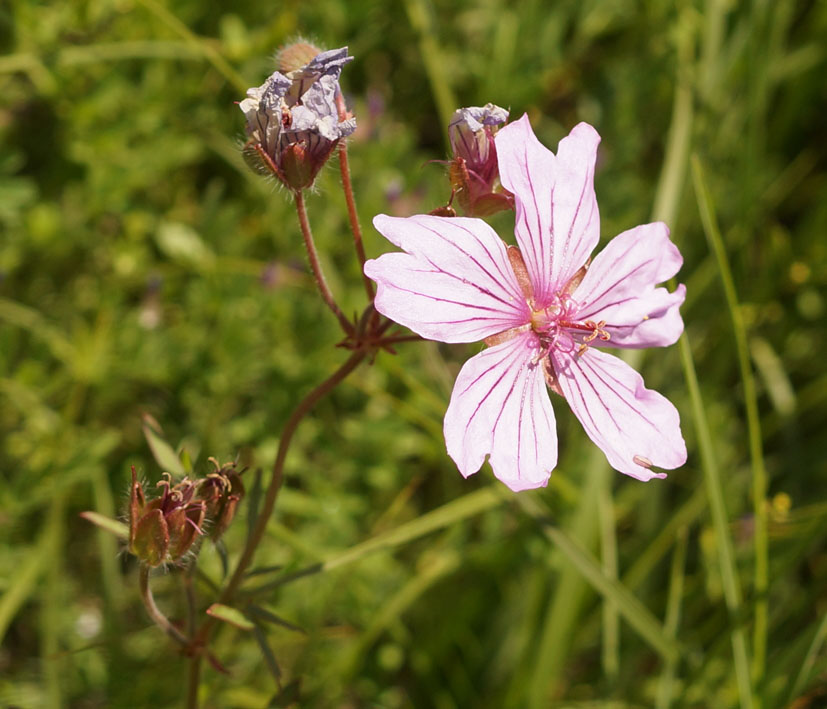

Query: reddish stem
left=294, top=191, right=355, bottom=336
left=338, top=141, right=375, bottom=302
left=190, top=350, right=366, bottom=652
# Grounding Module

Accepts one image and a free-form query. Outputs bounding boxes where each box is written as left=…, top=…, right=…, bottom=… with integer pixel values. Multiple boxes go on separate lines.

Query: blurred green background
left=1, top=0, right=825, bottom=706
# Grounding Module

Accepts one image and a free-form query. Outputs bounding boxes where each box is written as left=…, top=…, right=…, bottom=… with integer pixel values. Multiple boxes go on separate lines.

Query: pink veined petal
left=444, top=332, right=558, bottom=491
left=365, top=214, right=530, bottom=343
left=496, top=115, right=601, bottom=304
left=551, top=347, right=686, bottom=481
left=572, top=222, right=686, bottom=348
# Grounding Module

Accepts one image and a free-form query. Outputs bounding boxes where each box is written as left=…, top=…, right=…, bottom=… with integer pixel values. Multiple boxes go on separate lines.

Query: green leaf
left=79, top=511, right=129, bottom=539
left=252, top=624, right=282, bottom=681
left=247, top=604, right=304, bottom=633
left=206, top=603, right=254, bottom=631
left=141, top=413, right=186, bottom=476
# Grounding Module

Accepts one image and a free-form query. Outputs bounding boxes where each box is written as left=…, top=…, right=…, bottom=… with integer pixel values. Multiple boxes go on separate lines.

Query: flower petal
left=444, top=332, right=558, bottom=491
left=496, top=115, right=601, bottom=304
left=551, top=347, right=686, bottom=480
left=572, top=222, right=686, bottom=348
left=365, top=214, right=530, bottom=343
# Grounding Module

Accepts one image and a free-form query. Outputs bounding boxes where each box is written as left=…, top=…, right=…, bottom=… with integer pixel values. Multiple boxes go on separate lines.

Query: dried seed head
left=240, top=47, right=356, bottom=191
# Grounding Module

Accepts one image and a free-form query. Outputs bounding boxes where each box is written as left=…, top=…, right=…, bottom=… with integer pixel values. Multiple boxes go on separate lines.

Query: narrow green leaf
left=79, top=511, right=129, bottom=539
left=141, top=413, right=186, bottom=476
left=245, top=565, right=284, bottom=578
left=206, top=603, right=254, bottom=631
left=215, top=539, right=229, bottom=580
left=245, top=488, right=502, bottom=597
left=252, top=624, right=282, bottom=681
left=247, top=605, right=304, bottom=633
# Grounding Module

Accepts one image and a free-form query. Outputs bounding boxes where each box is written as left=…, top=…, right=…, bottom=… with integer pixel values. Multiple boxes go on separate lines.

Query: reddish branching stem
left=188, top=350, right=367, bottom=684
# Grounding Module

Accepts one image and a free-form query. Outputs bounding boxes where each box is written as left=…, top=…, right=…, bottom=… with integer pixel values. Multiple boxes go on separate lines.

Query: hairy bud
left=447, top=103, right=513, bottom=216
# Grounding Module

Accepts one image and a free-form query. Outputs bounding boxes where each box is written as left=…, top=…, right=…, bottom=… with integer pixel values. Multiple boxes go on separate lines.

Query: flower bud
left=447, top=103, right=513, bottom=216
left=198, top=458, right=245, bottom=542
left=240, top=47, right=356, bottom=191
left=277, top=41, right=322, bottom=73
left=128, top=470, right=205, bottom=567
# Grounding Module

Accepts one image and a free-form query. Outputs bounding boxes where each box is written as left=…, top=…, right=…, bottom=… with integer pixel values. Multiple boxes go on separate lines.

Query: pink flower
left=364, top=115, right=687, bottom=491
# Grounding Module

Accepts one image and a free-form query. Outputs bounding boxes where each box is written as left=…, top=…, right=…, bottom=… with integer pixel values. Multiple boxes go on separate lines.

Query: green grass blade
left=516, top=494, right=682, bottom=665
left=656, top=526, right=688, bottom=709
left=599, top=471, right=620, bottom=681
left=323, top=487, right=503, bottom=571
left=529, top=446, right=606, bottom=707
left=133, top=0, right=248, bottom=92
left=788, top=610, right=827, bottom=702
left=677, top=332, right=753, bottom=708
left=403, top=0, right=458, bottom=142
left=338, top=549, right=460, bottom=680
left=0, top=541, right=49, bottom=644
left=692, top=155, right=770, bottom=686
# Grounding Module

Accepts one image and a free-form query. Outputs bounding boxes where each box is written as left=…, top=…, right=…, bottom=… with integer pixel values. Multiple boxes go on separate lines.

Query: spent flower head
left=446, top=103, right=513, bottom=217
left=240, top=46, right=356, bottom=191
left=129, top=468, right=206, bottom=566
left=198, top=458, right=245, bottom=542
left=366, top=115, right=687, bottom=491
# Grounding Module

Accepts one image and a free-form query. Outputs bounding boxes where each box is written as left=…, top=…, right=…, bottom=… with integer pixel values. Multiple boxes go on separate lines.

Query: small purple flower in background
left=445, top=103, right=513, bottom=217
left=240, top=47, right=356, bottom=191
left=365, top=114, right=687, bottom=491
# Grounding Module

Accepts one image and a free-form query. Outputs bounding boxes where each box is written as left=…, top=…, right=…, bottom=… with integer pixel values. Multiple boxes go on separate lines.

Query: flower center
left=529, top=294, right=610, bottom=356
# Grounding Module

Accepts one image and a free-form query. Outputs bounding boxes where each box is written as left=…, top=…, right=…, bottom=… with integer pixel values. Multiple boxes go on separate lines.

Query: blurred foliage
left=0, top=0, right=825, bottom=707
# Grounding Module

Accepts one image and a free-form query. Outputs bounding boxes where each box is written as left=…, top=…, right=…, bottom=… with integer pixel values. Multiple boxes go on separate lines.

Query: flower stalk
left=295, top=191, right=355, bottom=336
left=139, top=565, right=189, bottom=647
left=186, top=349, right=368, bottom=693
left=338, top=141, right=374, bottom=302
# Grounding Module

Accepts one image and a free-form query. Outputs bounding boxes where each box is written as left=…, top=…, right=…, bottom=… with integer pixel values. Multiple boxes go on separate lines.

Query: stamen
left=633, top=455, right=653, bottom=468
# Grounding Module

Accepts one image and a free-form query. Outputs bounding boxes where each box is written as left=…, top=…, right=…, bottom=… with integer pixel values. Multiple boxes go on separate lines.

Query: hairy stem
left=139, top=565, right=189, bottom=647
left=295, top=191, right=355, bottom=336
left=338, top=142, right=374, bottom=302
